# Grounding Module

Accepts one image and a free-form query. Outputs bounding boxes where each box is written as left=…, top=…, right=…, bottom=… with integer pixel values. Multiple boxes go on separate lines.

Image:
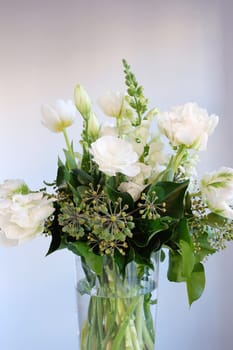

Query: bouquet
left=1, top=60, right=233, bottom=349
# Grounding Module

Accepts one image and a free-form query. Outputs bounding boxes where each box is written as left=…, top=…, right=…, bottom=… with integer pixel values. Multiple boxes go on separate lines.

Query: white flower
left=200, top=167, right=233, bottom=219
left=0, top=182, right=55, bottom=246
left=90, top=135, right=140, bottom=177
left=118, top=181, right=146, bottom=201
left=74, top=85, right=92, bottom=120
left=99, top=123, right=118, bottom=137
left=0, top=179, right=28, bottom=199
left=41, top=99, right=76, bottom=133
left=157, top=103, right=219, bottom=150
left=98, top=91, right=125, bottom=118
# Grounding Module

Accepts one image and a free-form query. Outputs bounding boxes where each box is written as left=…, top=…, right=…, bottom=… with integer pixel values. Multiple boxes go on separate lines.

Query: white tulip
left=41, top=99, right=76, bottom=133
left=98, top=91, right=125, bottom=118
left=0, top=191, right=55, bottom=246
left=200, top=167, right=233, bottom=219
left=157, top=103, right=219, bottom=150
left=90, top=135, right=140, bottom=177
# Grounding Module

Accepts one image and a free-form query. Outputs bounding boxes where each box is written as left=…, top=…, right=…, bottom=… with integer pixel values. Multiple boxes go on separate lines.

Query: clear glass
left=75, top=252, right=160, bottom=350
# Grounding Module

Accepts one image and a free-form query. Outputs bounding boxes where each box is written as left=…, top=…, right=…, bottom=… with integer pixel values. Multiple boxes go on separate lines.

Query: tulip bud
left=87, top=112, right=100, bottom=141
left=74, top=85, right=92, bottom=120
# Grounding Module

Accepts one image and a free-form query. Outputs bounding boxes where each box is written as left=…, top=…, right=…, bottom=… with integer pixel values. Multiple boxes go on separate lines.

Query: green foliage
left=186, top=263, right=205, bottom=306
left=67, top=241, right=104, bottom=275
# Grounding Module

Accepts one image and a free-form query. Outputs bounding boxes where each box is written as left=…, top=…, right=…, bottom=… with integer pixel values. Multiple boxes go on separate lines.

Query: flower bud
left=87, top=112, right=100, bottom=141
left=74, top=85, right=92, bottom=120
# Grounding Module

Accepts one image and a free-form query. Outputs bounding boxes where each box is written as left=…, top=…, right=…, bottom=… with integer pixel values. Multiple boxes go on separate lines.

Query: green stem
left=111, top=297, right=140, bottom=350
left=135, top=297, right=143, bottom=347
left=142, top=319, right=155, bottom=350
left=62, top=129, right=73, bottom=154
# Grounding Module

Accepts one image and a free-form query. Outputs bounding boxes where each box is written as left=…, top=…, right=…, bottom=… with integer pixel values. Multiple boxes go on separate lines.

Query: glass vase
left=75, top=252, right=160, bottom=350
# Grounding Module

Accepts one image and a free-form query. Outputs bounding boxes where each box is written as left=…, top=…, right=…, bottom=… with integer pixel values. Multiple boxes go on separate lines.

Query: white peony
left=0, top=185, right=55, bottom=246
left=41, top=99, right=76, bottom=133
left=90, top=135, right=140, bottom=177
left=200, top=167, right=233, bottom=219
left=157, top=103, right=219, bottom=150
left=98, top=91, right=125, bottom=118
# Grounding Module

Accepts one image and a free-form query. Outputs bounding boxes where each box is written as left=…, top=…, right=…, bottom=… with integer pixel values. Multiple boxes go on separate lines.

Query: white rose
left=200, top=167, right=233, bottom=219
left=157, top=103, right=219, bottom=150
left=41, top=99, right=76, bottom=133
left=0, top=192, right=55, bottom=246
left=90, top=135, right=140, bottom=177
left=98, top=91, right=125, bottom=118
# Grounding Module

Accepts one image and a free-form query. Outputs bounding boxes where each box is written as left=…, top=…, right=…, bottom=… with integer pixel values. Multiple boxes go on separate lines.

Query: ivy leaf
left=186, top=263, right=206, bottom=306
left=133, top=218, right=170, bottom=247
left=148, top=180, right=189, bottom=218
left=67, top=241, right=104, bottom=275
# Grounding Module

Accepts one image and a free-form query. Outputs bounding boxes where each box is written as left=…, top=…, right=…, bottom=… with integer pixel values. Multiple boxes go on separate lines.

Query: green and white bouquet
left=1, top=60, right=233, bottom=349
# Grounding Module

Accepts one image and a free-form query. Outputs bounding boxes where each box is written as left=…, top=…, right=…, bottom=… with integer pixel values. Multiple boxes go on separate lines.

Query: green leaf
left=174, top=217, right=192, bottom=244
left=203, top=212, right=227, bottom=227
left=195, top=231, right=216, bottom=262
left=133, top=218, right=170, bottom=247
left=148, top=180, right=189, bottom=218
left=186, top=263, right=206, bottom=306
left=167, top=250, right=186, bottom=282
left=56, top=164, right=68, bottom=187
left=105, top=183, right=134, bottom=210
left=63, top=148, right=77, bottom=170
left=67, top=241, right=104, bottom=275
left=70, top=168, right=93, bottom=186
left=179, top=240, right=195, bottom=278
left=46, top=232, right=66, bottom=256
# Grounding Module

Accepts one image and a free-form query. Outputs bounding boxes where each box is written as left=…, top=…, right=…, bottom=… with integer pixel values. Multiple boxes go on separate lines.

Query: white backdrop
left=0, top=0, right=233, bottom=349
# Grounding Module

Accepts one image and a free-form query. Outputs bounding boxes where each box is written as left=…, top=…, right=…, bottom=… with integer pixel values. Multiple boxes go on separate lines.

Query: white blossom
left=41, top=99, right=76, bottom=133
left=200, top=167, right=233, bottom=219
left=98, top=91, right=125, bottom=118
left=157, top=103, right=219, bottom=150
left=118, top=181, right=146, bottom=201
left=90, top=135, right=140, bottom=177
left=0, top=181, right=55, bottom=246
left=0, top=179, right=28, bottom=199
